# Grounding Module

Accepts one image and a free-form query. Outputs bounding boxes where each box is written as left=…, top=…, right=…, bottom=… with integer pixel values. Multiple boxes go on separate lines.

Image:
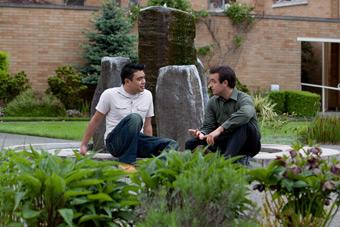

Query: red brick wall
left=0, top=6, right=95, bottom=92
left=196, top=15, right=340, bottom=91
left=1, top=0, right=340, bottom=93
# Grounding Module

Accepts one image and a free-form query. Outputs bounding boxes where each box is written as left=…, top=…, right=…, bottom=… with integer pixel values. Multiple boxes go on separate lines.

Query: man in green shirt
left=185, top=65, right=261, bottom=163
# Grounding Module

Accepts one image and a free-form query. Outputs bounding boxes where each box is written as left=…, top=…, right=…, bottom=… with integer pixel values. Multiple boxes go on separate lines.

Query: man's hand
left=203, top=126, right=224, bottom=145
left=188, top=129, right=205, bottom=140
left=79, top=144, right=88, bottom=155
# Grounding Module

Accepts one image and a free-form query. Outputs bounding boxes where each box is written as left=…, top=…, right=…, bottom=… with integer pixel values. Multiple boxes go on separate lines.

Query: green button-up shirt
left=200, top=88, right=260, bottom=136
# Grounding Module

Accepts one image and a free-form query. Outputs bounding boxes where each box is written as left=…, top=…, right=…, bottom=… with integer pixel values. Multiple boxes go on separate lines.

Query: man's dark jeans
left=106, top=113, right=178, bottom=164
left=185, top=122, right=261, bottom=160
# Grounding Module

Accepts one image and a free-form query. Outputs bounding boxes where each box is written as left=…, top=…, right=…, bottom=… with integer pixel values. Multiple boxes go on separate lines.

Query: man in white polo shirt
left=80, top=63, right=178, bottom=170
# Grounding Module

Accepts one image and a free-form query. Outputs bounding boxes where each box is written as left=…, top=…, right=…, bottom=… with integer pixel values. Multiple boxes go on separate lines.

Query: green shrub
left=47, top=65, right=87, bottom=110
left=4, top=89, right=66, bottom=117
left=236, top=78, right=249, bottom=94
left=299, top=115, right=340, bottom=144
left=0, top=51, right=9, bottom=74
left=249, top=144, right=340, bottom=226
left=0, top=69, right=30, bottom=104
left=286, top=90, right=320, bottom=116
left=267, top=91, right=286, bottom=114
left=82, top=0, right=137, bottom=84
left=225, top=3, right=254, bottom=26
left=134, top=150, right=258, bottom=226
left=0, top=149, right=138, bottom=226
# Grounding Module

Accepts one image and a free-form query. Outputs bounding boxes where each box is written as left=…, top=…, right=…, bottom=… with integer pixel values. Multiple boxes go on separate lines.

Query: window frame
left=272, top=0, right=308, bottom=8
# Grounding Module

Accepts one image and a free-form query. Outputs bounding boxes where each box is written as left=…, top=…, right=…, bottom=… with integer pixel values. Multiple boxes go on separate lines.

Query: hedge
left=285, top=90, right=320, bottom=117
left=267, top=90, right=320, bottom=117
left=267, top=91, right=286, bottom=114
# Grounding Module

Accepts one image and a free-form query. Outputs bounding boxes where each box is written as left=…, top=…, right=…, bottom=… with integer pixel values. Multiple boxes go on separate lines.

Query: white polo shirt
left=96, top=85, right=154, bottom=140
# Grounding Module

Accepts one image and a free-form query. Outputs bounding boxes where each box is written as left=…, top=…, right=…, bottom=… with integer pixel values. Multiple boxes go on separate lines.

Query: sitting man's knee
left=168, top=139, right=179, bottom=150
left=125, top=113, right=143, bottom=125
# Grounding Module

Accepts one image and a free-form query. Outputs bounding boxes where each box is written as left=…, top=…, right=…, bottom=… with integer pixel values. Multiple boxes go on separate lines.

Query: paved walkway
left=1, top=132, right=340, bottom=226
left=0, top=132, right=79, bottom=149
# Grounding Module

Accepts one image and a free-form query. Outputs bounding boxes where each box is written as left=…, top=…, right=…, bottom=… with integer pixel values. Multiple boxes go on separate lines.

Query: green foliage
left=249, top=145, right=340, bottom=226
left=147, top=0, right=191, bottom=12
left=286, top=90, right=320, bottom=117
left=0, top=51, right=9, bottom=74
left=82, top=0, right=137, bottom=84
left=225, top=3, right=254, bottom=27
left=196, top=44, right=213, bottom=57
left=4, top=89, right=66, bottom=117
left=233, top=35, right=244, bottom=49
left=133, top=150, right=258, bottom=226
left=0, top=149, right=138, bottom=226
left=47, top=65, right=87, bottom=110
left=267, top=91, right=286, bottom=114
left=299, top=115, right=340, bottom=144
left=236, top=78, right=249, bottom=94
left=0, top=71, right=30, bottom=104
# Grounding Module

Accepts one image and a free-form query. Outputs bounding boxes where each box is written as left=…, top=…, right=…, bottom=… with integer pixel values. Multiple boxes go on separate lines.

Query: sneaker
left=118, top=163, right=137, bottom=173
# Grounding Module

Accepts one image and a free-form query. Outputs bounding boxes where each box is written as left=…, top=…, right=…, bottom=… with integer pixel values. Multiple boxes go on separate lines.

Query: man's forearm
left=81, top=111, right=105, bottom=146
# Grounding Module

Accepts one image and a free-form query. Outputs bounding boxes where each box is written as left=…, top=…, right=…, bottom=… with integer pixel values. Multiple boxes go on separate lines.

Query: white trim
left=273, top=0, right=308, bottom=8
left=297, top=37, right=340, bottom=43
left=301, top=83, right=340, bottom=91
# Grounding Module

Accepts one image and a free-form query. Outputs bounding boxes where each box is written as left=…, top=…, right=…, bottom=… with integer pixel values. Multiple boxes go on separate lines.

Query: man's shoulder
left=103, top=87, right=119, bottom=94
left=208, top=96, right=219, bottom=102
left=141, top=89, right=153, bottom=98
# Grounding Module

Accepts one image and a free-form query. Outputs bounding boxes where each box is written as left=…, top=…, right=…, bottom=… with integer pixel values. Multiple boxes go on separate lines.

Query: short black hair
left=209, top=65, right=236, bottom=88
left=121, top=63, right=145, bottom=84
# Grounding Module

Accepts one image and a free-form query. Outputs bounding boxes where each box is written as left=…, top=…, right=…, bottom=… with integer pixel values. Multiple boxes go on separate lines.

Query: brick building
left=1, top=0, right=340, bottom=110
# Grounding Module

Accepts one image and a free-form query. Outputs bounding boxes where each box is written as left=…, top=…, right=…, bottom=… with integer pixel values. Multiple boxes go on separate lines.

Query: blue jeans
left=105, top=113, right=178, bottom=164
left=185, top=122, right=261, bottom=161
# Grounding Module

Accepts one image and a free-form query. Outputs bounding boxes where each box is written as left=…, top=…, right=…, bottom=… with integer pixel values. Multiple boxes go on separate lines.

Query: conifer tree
left=82, top=0, right=137, bottom=84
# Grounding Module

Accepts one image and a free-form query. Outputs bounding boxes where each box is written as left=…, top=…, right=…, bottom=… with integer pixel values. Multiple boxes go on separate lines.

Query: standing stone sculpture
left=156, top=65, right=204, bottom=150
left=90, top=57, right=130, bottom=151
left=138, top=6, right=196, bottom=97
left=196, top=58, right=209, bottom=105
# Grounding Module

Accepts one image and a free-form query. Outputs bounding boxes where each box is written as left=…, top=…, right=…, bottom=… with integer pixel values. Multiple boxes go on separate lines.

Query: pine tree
left=82, top=0, right=137, bottom=84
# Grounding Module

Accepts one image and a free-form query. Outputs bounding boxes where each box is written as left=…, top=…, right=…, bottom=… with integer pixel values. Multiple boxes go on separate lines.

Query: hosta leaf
left=87, top=193, right=113, bottom=201
left=58, top=208, right=74, bottom=227
left=44, top=173, right=66, bottom=207
left=78, top=214, right=111, bottom=223
left=33, top=169, right=47, bottom=183
left=7, top=222, right=23, bottom=227
left=64, top=190, right=92, bottom=199
left=293, top=180, right=308, bottom=188
left=65, top=169, right=96, bottom=184
left=22, top=207, right=41, bottom=219
left=18, top=174, right=42, bottom=193
left=14, top=192, right=25, bottom=210
left=139, top=170, right=156, bottom=189
left=119, top=199, right=139, bottom=207
left=71, top=179, right=104, bottom=187
left=70, top=197, right=89, bottom=205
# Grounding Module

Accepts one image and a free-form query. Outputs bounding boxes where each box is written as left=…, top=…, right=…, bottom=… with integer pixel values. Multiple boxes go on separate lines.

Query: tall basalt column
left=90, top=57, right=130, bottom=152
left=138, top=6, right=196, bottom=97
left=156, top=65, right=204, bottom=150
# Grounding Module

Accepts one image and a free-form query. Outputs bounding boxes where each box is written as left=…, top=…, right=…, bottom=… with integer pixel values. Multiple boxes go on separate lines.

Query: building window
left=65, top=0, right=85, bottom=6
left=209, top=0, right=231, bottom=12
left=273, top=0, right=308, bottom=8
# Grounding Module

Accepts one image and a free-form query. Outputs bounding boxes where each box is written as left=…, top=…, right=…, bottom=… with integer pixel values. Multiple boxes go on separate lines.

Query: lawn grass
left=0, top=121, right=88, bottom=140
left=260, top=120, right=309, bottom=144
left=0, top=119, right=309, bottom=144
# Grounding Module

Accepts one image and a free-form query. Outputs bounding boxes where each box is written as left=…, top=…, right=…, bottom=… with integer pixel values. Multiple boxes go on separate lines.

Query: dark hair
left=209, top=65, right=236, bottom=88
left=121, top=63, right=145, bottom=84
